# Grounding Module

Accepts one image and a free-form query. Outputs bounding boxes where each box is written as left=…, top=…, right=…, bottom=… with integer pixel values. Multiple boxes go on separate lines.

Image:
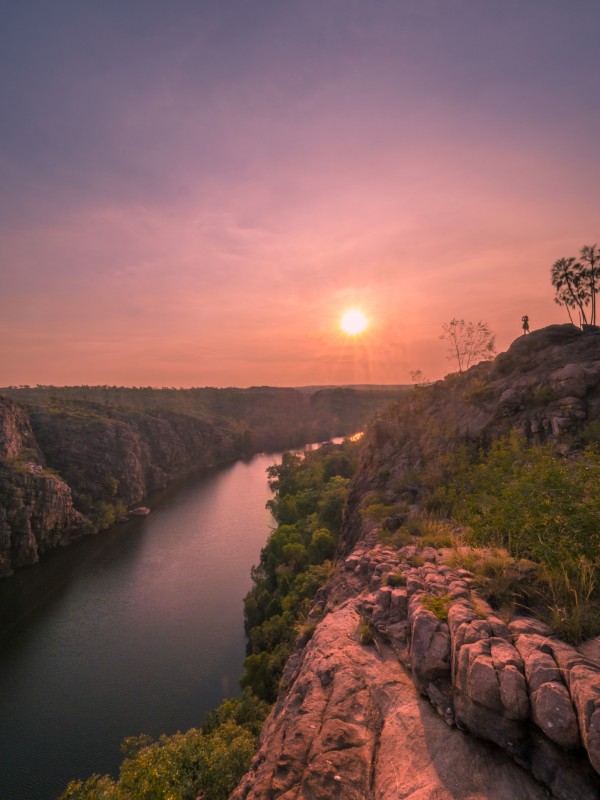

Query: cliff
left=0, top=386, right=402, bottom=576
left=0, top=396, right=87, bottom=576
left=231, top=326, right=600, bottom=800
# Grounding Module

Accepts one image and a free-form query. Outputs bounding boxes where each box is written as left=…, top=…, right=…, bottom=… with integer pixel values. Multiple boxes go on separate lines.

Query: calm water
left=0, top=452, right=284, bottom=800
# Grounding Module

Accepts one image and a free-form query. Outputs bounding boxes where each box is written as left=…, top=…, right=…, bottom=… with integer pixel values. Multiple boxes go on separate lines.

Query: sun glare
left=340, top=308, right=368, bottom=336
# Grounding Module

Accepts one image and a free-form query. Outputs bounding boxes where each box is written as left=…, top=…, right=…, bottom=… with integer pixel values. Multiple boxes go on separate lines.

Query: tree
left=580, top=243, right=599, bottom=326
left=440, top=319, right=496, bottom=373
left=551, top=257, right=588, bottom=326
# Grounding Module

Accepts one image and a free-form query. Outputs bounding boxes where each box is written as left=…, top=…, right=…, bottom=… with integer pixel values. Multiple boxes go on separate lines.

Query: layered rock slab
left=232, top=600, right=549, bottom=800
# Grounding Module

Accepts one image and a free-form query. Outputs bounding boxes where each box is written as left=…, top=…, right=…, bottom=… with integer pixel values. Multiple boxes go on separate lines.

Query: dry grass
left=443, top=546, right=540, bottom=618
left=541, top=560, right=600, bottom=644
left=358, top=620, right=375, bottom=645
left=378, top=513, right=458, bottom=550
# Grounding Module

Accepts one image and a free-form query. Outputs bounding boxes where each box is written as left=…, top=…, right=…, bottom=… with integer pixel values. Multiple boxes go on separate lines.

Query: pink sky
left=2, top=2, right=599, bottom=387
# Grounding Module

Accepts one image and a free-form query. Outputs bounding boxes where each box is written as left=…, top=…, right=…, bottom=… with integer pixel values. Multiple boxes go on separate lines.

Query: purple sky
left=2, top=0, right=600, bottom=387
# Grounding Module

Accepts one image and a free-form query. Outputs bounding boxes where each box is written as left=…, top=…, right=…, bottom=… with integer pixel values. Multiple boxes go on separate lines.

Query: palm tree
left=550, top=257, right=588, bottom=326
left=580, top=244, right=599, bottom=326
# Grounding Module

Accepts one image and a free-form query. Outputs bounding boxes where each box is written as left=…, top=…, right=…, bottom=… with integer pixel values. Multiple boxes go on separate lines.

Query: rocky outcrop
left=353, top=545, right=600, bottom=797
left=233, top=543, right=600, bottom=799
left=233, top=600, right=551, bottom=800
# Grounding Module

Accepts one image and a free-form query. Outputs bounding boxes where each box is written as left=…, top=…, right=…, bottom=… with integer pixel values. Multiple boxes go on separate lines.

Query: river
left=0, top=450, right=290, bottom=800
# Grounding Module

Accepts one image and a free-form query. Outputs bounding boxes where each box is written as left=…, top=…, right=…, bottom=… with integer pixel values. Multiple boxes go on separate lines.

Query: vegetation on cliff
left=432, top=432, right=600, bottom=642
left=242, top=439, right=359, bottom=701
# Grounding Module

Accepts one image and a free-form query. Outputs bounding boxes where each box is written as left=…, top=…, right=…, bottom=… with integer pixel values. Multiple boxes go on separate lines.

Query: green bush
left=446, top=432, right=600, bottom=568
left=60, top=692, right=268, bottom=800
left=421, top=594, right=452, bottom=620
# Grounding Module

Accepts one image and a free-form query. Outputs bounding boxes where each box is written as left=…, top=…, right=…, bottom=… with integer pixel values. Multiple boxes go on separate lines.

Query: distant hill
left=294, top=384, right=410, bottom=394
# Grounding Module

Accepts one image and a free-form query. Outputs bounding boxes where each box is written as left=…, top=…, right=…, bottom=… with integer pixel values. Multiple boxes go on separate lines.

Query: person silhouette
left=522, top=315, right=530, bottom=334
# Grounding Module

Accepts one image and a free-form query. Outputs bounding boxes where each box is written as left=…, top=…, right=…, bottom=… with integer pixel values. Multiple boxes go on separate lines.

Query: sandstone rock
left=344, top=555, right=360, bottom=571
left=531, top=681, right=580, bottom=749
left=409, top=598, right=451, bottom=692
left=375, top=586, right=393, bottom=608
left=550, top=363, right=600, bottom=398
left=509, top=618, right=552, bottom=638
left=551, top=640, right=600, bottom=775
left=389, top=587, right=408, bottom=616
left=529, top=729, right=600, bottom=800
left=232, top=601, right=551, bottom=800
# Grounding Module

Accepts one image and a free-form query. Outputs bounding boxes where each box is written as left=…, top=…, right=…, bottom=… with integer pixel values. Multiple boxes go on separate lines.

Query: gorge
left=0, top=385, right=400, bottom=577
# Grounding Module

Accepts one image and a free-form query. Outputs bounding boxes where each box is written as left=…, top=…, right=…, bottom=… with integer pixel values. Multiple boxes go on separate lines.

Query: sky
left=2, top=0, right=600, bottom=387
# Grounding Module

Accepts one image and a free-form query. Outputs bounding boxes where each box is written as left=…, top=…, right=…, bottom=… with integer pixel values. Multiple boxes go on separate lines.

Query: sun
left=340, top=308, right=368, bottom=336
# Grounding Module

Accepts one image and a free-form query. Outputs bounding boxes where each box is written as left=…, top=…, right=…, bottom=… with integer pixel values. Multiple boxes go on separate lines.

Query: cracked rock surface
left=232, top=544, right=600, bottom=800
left=232, top=598, right=550, bottom=800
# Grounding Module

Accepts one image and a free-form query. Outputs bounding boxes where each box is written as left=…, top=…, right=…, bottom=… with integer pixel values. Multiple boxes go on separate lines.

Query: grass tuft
left=421, top=594, right=452, bottom=620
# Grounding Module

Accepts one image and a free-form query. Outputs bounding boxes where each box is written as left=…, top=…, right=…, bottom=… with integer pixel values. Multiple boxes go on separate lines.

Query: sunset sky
left=2, top=1, right=600, bottom=387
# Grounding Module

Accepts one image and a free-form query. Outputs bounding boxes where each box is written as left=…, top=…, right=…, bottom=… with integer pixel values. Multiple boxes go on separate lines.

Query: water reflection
left=0, top=454, right=279, bottom=800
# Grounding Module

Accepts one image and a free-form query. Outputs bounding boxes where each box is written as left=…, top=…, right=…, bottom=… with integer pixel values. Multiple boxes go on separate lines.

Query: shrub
left=358, top=620, right=374, bottom=645
left=60, top=710, right=263, bottom=800
left=296, top=619, right=318, bottom=646
left=360, top=501, right=405, bottom=522
left=385, top=571, right=406, bottom=587
left=464, top=379, right=495, bottom=404
left=446, top=432, right=600, bottom=569
left=421, top=594, right=452, bottom=620
left=376, top=527, right=412, bottom=548
left=530, top=385, right=557, bottom=405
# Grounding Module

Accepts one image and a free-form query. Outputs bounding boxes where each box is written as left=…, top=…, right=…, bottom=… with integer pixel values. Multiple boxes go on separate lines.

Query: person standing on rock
left=522, top=315, right=530, bottom=334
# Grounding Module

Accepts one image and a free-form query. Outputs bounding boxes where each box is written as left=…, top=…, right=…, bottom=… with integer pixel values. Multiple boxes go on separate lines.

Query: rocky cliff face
left=231, top=326, right=600, bottom=800
left=27, top=404, right=239, bottom=507
left=0, top=397, right=86, bottom=576
left=0, top=398, right=243, bottom=575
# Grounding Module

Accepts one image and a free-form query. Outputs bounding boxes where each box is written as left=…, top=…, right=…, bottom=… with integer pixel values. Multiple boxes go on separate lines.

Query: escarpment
left=232, top=326, right=600, bottom=800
